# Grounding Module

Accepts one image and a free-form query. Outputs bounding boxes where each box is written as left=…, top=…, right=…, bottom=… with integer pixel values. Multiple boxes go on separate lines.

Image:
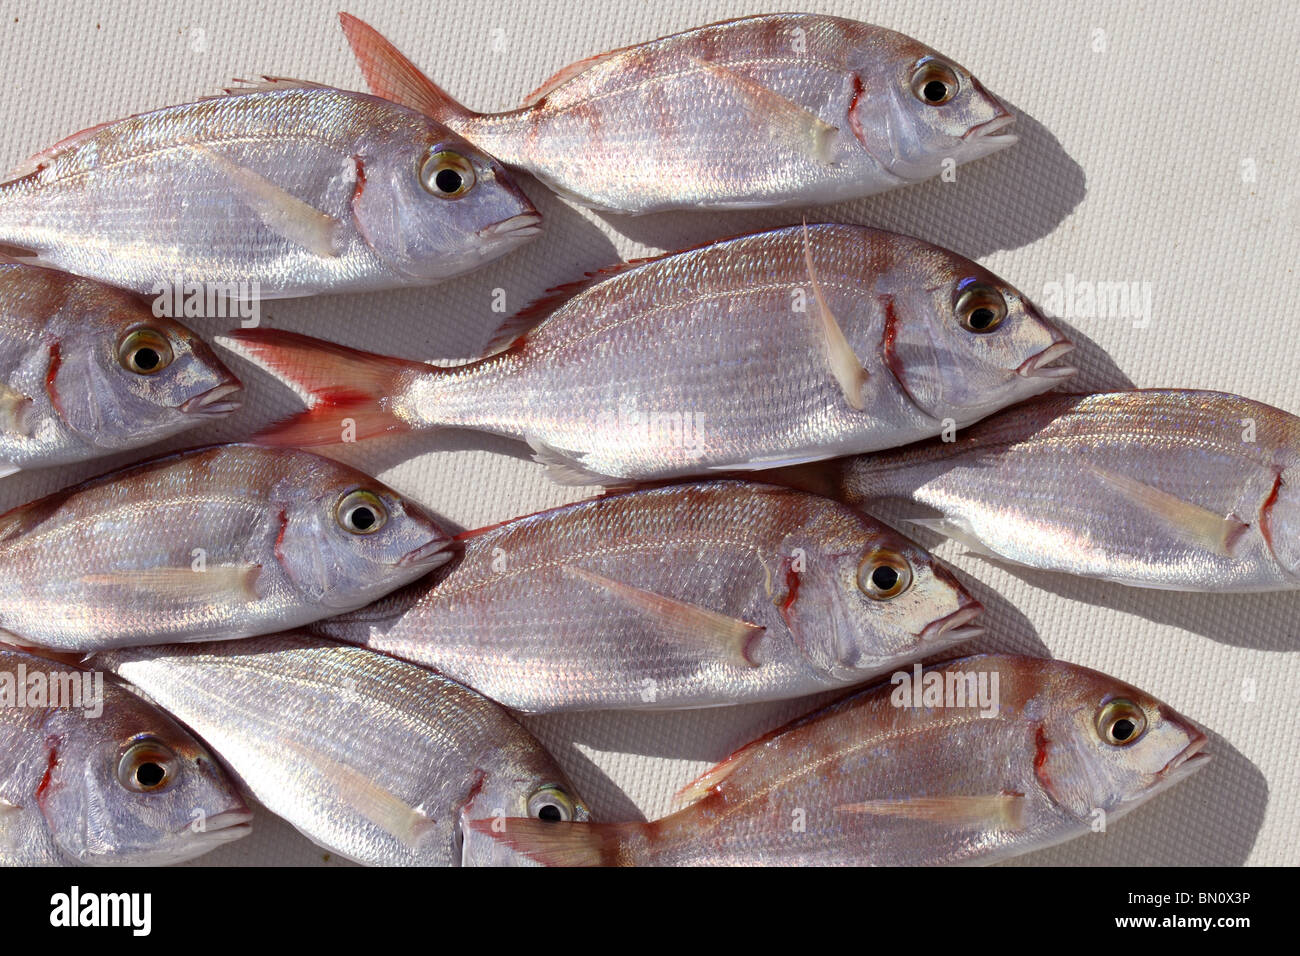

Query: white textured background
left=0, top=0, right=1294, bottom=866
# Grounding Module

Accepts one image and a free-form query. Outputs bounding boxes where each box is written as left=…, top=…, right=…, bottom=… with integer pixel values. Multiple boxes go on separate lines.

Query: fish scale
left=314, top=481, right=984, bottom=711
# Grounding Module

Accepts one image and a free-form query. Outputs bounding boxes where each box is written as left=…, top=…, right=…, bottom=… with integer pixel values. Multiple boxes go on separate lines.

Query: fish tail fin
left=466, top=817, right=644, bottom=867
left=217, top=329, right=429, bottom=447
left=339, top=12, right=480, bottom=128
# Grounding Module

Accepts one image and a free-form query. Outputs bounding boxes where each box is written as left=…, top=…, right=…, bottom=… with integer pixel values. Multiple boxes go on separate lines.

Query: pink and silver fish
left=94, top=632, right=592, bottom=866
left=0, top=444, right=452, bottom=651
left=787, top=390, right=1300, bottom=591
left=473, top=654, right=1210, bottom=866
left=0, top=260, right=241, bottom=478
left=313, top=481, right=984, bottom=711
left=0, top=82, right=540, bottom=297
left=338, top=12, right=1018, bottom=213
left=222, top=223, right=1074, bottom=484
left=0, top=645, right=251, bottom=865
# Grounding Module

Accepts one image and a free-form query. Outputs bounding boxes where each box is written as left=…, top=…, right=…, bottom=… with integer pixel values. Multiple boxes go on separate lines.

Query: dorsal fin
left=2, top=121, right=114, bottom=183
left=672, top=727, right=781, bottom=808
left=520, top=46, right=634, bottom=107
left=480, top=255, right=662, bottom=355
left=217, top=76, right=331, bottom=96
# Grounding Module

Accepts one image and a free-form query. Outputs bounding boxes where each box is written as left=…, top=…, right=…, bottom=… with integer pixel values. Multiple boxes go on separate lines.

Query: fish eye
left=527, top=785, right=576, bottom=823
left=1096, top=698, right=1148, bottom=746
left=858, top=550, right=913, bottom=600
left=336, top=490, right=388, bottom=535
left=117, top=737, right=178, bottom=792
left=910, top=60, right=959, bottom=105
left=117, top=328, right=175, bottom=375
left=954, top=284, right=1009, bottom=333
left=420, top=149, right=477, bottom=199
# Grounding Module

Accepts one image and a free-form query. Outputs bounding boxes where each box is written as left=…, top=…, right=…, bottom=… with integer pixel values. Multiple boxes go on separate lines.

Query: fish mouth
left=917, top=603, right=985, bottom=645
left=963, top=112, right=1018, bottom=147
left=398, top=536, right=455, bottom=569
left=180, top=382, right=244, bottom=417
left=477, top=212, right=543, bottom=243
left=1159, top=731, right=1211, bottom=780
left=1017, top=340, right=1078, bottom=380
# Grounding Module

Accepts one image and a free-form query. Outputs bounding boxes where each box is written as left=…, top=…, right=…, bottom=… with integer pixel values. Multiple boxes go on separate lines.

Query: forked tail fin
left=217, top=329, right=430, bottom=447
left=339, top=12, right=479, bottom=127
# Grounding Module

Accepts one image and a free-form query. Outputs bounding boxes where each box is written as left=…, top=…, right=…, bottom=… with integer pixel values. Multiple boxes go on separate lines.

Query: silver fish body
left=0, top=84, right=540, bottom=297
left=225, top=224, right=1074, bottom=484
left=476, top=654, right=1210, bottom=866
left=0, top=444, right=452, bottom=651
left=0, top=646, right=250, bottom=865
left=341, top=13, right=1018, bottom=213
left=314, top=481, right=984, bottom=711
left=94, top=633, right=591, bottom=866
left=0, top=261, right=241, bottom=477
left=823, top=390, right=1300, bottom=591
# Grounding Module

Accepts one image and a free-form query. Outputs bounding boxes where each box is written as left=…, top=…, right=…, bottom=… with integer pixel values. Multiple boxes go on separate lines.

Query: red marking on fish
left=44, top=341, right=63, bottom=419
left=777, top=559, right=801, bottom=629
left=1032, top=725, right=1051, bottom=793
left=847, top=73, right=867, bottom=147
left=1258, top=469, right=1284, bottom=554
left=273, top=508, right=289, bottom=567
left=34, top=739, right=59, bottom=809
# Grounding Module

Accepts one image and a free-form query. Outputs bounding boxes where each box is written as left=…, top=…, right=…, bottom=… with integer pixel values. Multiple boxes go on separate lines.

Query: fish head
left=40, top=683, right=251, bottom=865
left=883, top=251, right=1076, bottom=423
left=782, top=511, right=983, bottom=680
left=1262, top=466, right=1300, bottom=580
left=850, top=32, right=1017, bottom=181
left=275, top=458, right=453, bottom=610
left=51, top=302, right=243, bottom=448
left=352, top=120, right=541, bottom=281
left=456, top=746, right=592, bottom=866
left=1028, top=660, right=1210, bottom=824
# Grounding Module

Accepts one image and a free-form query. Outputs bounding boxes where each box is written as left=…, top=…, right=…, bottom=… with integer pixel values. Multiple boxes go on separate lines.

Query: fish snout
left=477, top=211, right=544, bottom=243
left=917, top=601, right=985, bottom=646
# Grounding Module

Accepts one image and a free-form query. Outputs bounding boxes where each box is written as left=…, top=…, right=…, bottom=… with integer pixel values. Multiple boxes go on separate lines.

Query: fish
left=314, top=481, right=983, bottom=711
left=221, top=223, right=1075, bottom=485
left=0, top=260, right=241, bottom=478
left=0, top=645, right=251, bottom=865
left=93, top=632, right=592, bottom=866
left=0, top=443, right=452, bottom=651
left=779, top=390, right=1300, bottom=592
left=0, top=81, right=540, bottom=298
left=470, top=653, right=1211, bottom=865
left=337, top=12, right=1018, bottom=213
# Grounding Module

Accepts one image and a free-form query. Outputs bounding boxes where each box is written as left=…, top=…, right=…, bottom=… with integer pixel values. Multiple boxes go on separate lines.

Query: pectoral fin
left=562, top=565, right=763, bottom=667
left=79, top=565, right=262, bottom=602
left=283, top=740, right=435, bottom=849
left=1089, top=465, right=1248, bottom=555
left=195, top=146, right=343, bottom=258
left=835, top=794, right=1025, bottom=828
left=0, top=384, right=34, bottom=437
left=692, top=58, right=838, bottom=164
left=802, top=221, right=867, bottom=410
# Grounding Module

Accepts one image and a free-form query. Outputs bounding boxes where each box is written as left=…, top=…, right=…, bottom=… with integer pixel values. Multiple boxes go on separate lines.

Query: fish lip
left=963, top=111, right=1017, bottom=144
left=398, top=536, right=454, bottom=569
left=180, top=381, right=244, bottom=417
left=477, top=212, right=543, bottom=242
left=1159, top=731, right=1211, bottom=778
left=204, top=807, right=255, bottom=832
left=917, top=603, right=985, bottom=644
left=1017, top=340, right=1078, bottom=379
